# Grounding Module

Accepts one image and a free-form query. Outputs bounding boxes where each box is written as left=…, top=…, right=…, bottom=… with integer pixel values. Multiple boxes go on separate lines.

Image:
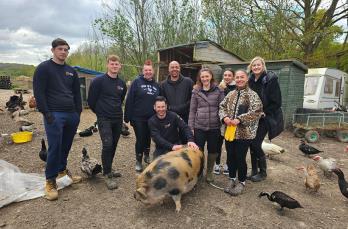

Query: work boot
left=135, top=160, right=143, bottom=173
left=227, top=182, right=245, bottom=196
left=45, top=179, right=58, bottom=201
left=251, top=156, right=267, bottom=182
left=58, top=169, right=82, bottom=184
left=206, top=154, right=217, bottom=183
left=104, top=173, right=118, bottom=190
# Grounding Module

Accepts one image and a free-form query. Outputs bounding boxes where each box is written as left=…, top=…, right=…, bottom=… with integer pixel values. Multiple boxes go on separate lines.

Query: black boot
left=251, top=156, right=267, bottom=182
left=143, top=147, right=151, bottom=164
left=135, top=153, right=143, bottom=172
left=246, top=153, right=258, bottom=180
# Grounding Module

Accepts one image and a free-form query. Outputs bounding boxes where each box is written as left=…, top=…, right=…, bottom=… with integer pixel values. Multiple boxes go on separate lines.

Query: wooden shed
left=220, top=60, right=308, bottom=128
left=157, top=40, right=244, bottom=82
left=73, top=66, right=103, bottom=107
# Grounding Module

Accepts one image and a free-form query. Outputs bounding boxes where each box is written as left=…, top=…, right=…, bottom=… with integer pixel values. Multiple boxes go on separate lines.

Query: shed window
left=324, top=77, right=333, bottom=94
left=304, top=77, right=319, bottom=96
left=335, top=80, right=341, bottom=97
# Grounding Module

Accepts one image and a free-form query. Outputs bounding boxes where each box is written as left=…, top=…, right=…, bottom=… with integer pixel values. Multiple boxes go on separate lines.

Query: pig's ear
left=136, top=187, right=147, bottom=198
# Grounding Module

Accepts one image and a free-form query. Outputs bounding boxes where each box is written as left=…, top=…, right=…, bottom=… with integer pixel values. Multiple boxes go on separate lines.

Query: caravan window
left=335, top=80, right=341, bottom=97
left=304, top=76, right=319, bottom=95
left=324, top=77, right=334, bottom=94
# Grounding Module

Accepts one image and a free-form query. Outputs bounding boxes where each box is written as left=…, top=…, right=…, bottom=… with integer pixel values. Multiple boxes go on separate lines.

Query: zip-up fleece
left=219, top=86, right=263, bottom=139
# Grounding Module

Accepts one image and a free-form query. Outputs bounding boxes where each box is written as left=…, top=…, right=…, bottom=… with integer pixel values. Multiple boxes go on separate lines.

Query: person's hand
left=187, top=141, right=199, bottom=150
left=224, top=117, right=233, bottom=126
left=44, top=112, right=55, bottom=124
left=172, top=145, right=183, bottom=151
left=231, top=118, right=240, bottom=126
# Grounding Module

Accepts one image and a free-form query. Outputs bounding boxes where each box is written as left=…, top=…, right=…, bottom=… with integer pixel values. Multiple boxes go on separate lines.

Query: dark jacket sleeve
left=264, top=77, right=282, bottom=115
left=148, top=118, right=173, bottom=150
left=124, top=79, right=137, bottom=123
left=87, top=78, right=101, bottom=113
left=33, top=64, right=49, bottom=114
left=176, top=114, right=194, bottom=142
left=73, top=71, right=82, bottom=113
left=121, top=81, right=127, bottom=104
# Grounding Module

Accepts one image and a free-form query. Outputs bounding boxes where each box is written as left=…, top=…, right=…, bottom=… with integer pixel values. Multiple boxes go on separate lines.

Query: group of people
left=33, top=38, right=283, bottom=200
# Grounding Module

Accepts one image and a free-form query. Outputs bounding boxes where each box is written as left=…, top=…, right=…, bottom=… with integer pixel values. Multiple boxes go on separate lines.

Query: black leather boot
left=251, top=156, right=267, bottom=182
left=246, top=153, right=258, bottom=180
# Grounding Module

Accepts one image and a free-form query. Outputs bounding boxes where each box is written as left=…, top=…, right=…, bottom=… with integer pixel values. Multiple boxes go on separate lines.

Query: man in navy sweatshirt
left=88, top=55, right=127, bottom=190
left=148, top=96, right=199, bottom=158
left=33, top=38, right=82, bottom=201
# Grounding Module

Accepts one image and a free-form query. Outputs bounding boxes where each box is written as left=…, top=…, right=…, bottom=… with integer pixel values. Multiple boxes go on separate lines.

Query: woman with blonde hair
left=188, top=68, right=225, bottom=182
left=247, top=56, right=283, bottom=182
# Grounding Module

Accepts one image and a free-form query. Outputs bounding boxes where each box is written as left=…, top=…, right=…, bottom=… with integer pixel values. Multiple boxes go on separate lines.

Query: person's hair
left=107, top=55, right=121, bottom=63
left=223, top=68, right=235, bottom=76
left=154, top=96, right=167, bottom=104
left=235, top=69, right=248, bottom=76
left=247, top=56, right=267, bottom=73
left=51, top=38, right=70, bottom=49
left=196, top=67, right=215, bottom=87
left=144, top=59, right=153, bottom=66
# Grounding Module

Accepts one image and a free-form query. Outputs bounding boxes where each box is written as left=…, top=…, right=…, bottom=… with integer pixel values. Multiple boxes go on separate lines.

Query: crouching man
left=33, top=38, right=82, bottom=201
left=148, top=96, right=199, bottom=159
left=88, top=55, right=127, bottom=190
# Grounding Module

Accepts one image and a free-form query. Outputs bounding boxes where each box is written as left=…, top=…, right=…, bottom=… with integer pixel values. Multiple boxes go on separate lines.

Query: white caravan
left=303, top=68, right=348, bottom=110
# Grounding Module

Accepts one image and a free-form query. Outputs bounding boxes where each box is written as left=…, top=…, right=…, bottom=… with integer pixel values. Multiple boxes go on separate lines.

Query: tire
left=305, top=130, right=320, bottom=143
left=293, top=128, right=305, bottom=138
left=336, top=130, right=348, bottom=143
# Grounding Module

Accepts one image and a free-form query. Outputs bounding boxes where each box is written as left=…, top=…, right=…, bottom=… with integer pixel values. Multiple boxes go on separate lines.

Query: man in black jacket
left=33, top=38, right=82, bottom=201
left=148, top=96, right=198, bottom=158
left=88, top=55, right=127, bottom=190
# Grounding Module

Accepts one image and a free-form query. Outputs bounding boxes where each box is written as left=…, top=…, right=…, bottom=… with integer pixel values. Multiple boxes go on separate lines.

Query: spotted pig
left=134, top=148, right=204, bottom=212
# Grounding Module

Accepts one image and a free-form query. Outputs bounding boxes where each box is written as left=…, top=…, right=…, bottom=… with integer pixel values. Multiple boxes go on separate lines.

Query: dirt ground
left=1, top=89, right=348, bottom=229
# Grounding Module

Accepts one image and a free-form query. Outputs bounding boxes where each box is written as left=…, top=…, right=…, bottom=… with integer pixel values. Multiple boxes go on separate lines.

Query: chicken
left=11, top=110, right=34, bottom=126
left=121, top=123, right=130, bottom=137
left=332, top=168, right=348, bottom=200
left=297, top=164, right=320, bottom=192
left=80, top=147, right=102, bottom=177
left=39, top=138, right=47, bottom=162
left=299, top=139, right=322, bottom=157
left=259, top=191, right=303, bottom=211
left=78, top=126, right=94, bottom=137
left=28, top=96, right=36, bottom=109
left=312, top=155, right=337, bottom=177
left=262, top=141, right=285, bottom=159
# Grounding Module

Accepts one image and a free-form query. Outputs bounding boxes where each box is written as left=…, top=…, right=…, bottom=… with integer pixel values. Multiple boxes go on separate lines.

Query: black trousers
left=216, top=135, right=227, bottom=165
left=226, top=139, right=251, bottom=182
left=250, top=118, right=268, bottom=159
left=131, top=120, right=151, bottom=161
left=194, top=129, right=220, bottom=154
left=153, top=148, right=169, bottom=159
left=97, top=117, right=122, bottom=175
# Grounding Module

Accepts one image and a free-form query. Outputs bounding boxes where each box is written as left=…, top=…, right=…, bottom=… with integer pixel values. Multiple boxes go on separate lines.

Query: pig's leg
left=171, top=194, right=182, bottom=212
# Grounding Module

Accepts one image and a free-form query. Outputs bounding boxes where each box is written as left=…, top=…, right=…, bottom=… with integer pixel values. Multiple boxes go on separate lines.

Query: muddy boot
left=143, top=148, right=151, bottom=164
left=206, top=153, right=217, bottom=183
left=246, top=153, right=258, bottom=180
left=104, top=173, right=118, bottom=190
left=251, top=156, right=267, bottom=182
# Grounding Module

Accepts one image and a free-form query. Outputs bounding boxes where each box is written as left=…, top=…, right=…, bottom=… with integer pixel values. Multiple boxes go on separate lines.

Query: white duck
left=262, top=141, right=285, bottom=159
left=312, top=155, right=337, bottom=177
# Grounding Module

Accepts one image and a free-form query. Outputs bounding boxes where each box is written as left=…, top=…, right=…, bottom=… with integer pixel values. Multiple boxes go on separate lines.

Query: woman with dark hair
left=219, top=69, right=262, bottom=196
left=188, top=68, right=225, bottom=182
left=215, top=69, right=236, bottom=175
left=124, top=60, right=160, bottom=172
left=247, top=56, right=283, bottom=182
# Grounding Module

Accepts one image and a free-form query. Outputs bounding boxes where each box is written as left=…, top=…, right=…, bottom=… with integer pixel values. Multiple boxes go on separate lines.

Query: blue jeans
left=44, top=112, right=80, bottom=180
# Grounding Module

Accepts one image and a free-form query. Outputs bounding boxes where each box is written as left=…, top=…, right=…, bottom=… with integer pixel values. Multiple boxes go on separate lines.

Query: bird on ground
left=332, top=168, right=348, bottom=199
left=39, top=138, right=47, bottom=162
left=11, top=110, right=34, bottom=126
left=121, top=123, right=130, bottom=136
left=78, top=126, right=94, bottom=137
left=262, top=141, right=285, bottom=158
left=299, top=139, right=322, bottom=157
left=297, top=164, right=320, bottom=192
left=259, top=191, right=303, bottom=211
left=80, top=147, right=102, bottom=177
left=312, top=155, right=337, bottom=177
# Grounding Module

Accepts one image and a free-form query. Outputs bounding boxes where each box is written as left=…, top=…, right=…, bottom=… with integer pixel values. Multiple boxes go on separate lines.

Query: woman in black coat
left=247, top=56, right=283, bottom=182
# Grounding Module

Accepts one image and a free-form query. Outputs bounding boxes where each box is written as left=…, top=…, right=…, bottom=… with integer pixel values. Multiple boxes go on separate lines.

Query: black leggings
left=216, top=135, right=227, bottom=165
left=131, top=120, right=151, bottom=161
left=194, top=129, right=220, bottom=154
left=250, top=118, right=268, bottom=159
left=226, top=139, right=251, bottom=182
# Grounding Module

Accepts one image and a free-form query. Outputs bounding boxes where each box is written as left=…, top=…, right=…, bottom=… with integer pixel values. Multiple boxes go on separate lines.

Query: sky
left=0, top=0, right=105, bottom=65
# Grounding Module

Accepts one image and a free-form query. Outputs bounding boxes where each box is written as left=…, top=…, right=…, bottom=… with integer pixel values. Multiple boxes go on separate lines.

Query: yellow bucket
left=11, top=131, right=33, bottom=143
left=224, top=125, right=237, bottom=141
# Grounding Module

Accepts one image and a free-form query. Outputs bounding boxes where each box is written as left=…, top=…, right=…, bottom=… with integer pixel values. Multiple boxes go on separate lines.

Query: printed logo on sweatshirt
left=117, top=86, right=124, bottom=91
left=65, top=71, right=74, bottom=77
left=141, top=85, right=158, bottom=95
left=164, top=123, right=171, bottom=128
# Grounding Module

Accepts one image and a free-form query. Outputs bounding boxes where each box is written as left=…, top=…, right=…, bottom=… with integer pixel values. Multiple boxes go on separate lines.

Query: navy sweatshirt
left=148, top=111, right=194, bottom=151
left=33, top=59, right=82, bottom=114
left=124, top=75, right=160, bottom=122
left=87, top=74, right=127, bottom=119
